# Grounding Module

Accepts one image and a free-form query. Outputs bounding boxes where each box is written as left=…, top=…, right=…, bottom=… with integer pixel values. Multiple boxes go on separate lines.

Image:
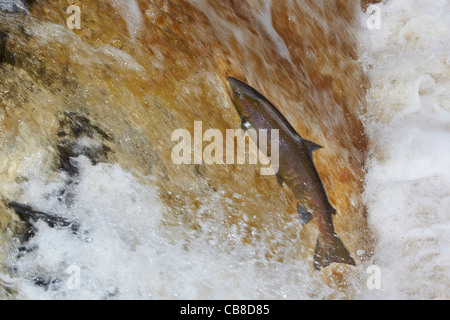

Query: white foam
left=110, top=0, right=144, bottom=41
left=1, top=154, right=333, bottom=299
left=0, top=0, right=28, bottom=13
left=2, top=157, right=164, bottom=299
left=359, top=0, right=450, bottom=299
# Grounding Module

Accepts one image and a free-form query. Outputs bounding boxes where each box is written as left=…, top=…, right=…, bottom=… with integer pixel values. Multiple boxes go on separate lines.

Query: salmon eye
left=234, top=90, right=242, bottom=98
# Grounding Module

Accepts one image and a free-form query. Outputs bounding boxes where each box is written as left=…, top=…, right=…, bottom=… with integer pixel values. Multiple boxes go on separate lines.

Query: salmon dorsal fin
left=303, top=139, right=323, bottom=153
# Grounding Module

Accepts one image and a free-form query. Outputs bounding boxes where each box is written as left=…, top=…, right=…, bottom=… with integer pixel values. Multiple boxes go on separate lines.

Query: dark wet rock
left=0, top=28, right=15, bottom=66
left=7, top=202, right=80, bottom=234
left=57, top=112, right=113, bottom=176
left=31, top=275, right=61, bottom=291
left=0, top=30, right=6, bottom=63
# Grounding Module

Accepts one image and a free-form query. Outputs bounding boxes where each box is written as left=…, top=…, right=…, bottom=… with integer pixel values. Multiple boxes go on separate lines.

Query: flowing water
left=359, top=0, right=450, bottom=299
left=0, top=0, right=447, bottom=300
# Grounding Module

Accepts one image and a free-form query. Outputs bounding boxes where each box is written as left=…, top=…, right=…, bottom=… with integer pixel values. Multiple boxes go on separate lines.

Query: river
left=0, top=0, right=448, bottom=300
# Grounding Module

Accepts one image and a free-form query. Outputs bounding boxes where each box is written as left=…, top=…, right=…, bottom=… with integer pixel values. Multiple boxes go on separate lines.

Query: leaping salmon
left=226, top=76, right=356, bottom=271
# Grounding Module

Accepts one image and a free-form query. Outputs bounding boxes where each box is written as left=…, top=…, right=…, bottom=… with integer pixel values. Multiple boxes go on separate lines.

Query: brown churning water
left=0, top=0, right=374, bottom=299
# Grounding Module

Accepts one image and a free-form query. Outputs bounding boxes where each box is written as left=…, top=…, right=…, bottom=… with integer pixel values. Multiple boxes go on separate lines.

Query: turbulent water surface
left=360, top=0, right=450, bottom=299
left=0, top=0, right=448, bottom=300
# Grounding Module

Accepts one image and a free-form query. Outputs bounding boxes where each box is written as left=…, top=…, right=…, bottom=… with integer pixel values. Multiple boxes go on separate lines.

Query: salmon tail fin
left=313, top=233, right=356, bottom=271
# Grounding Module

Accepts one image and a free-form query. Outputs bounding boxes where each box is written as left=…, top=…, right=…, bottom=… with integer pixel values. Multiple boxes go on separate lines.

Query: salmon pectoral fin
left=297, top=203, right=314, bottom=225
left=241, top=118, right=251, bottom=130
left=275, top=173, right=284, bottom=188
left=313, top=233, right=356, bottom=271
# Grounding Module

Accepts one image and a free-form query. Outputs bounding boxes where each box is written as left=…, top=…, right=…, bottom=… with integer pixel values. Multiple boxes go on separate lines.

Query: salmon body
left=226, top=77, right=355, bottom=270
